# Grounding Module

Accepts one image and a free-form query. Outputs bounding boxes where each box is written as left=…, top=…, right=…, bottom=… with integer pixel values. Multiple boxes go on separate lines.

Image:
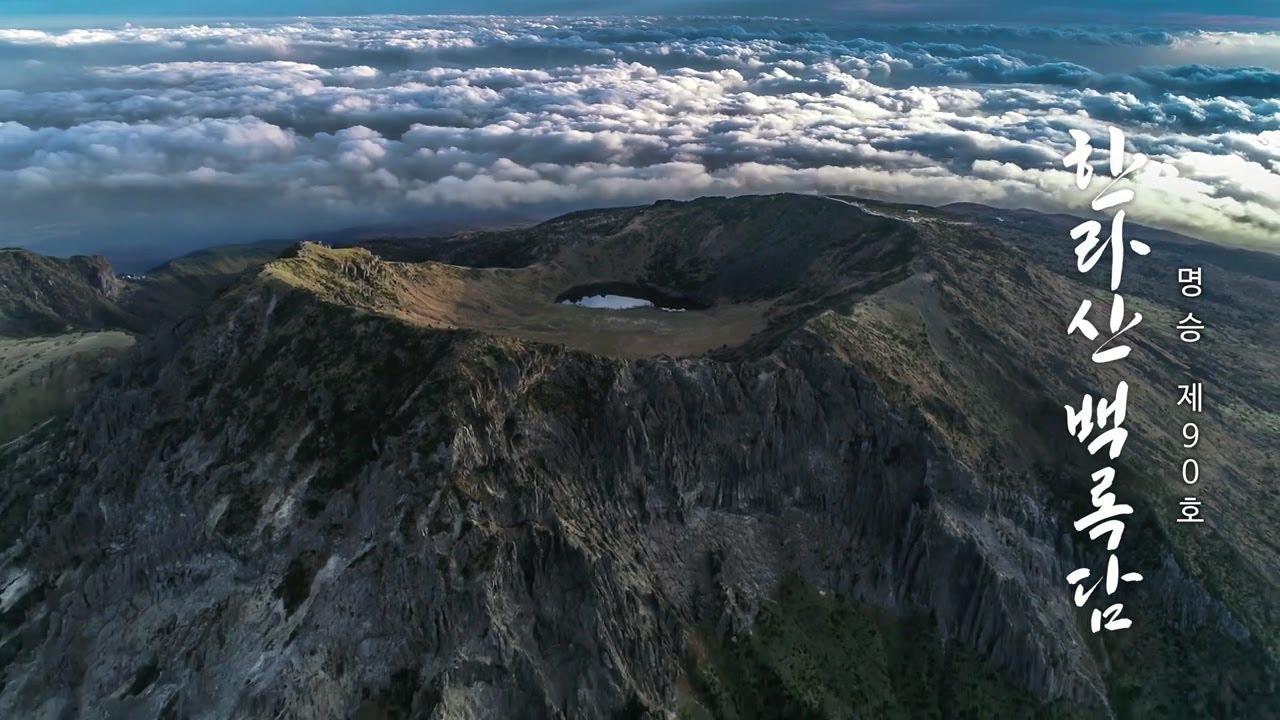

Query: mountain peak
left=247, top=194, right=921, bottom=360
left=1, top=194, right=1276, bottom=719
left=0, top=248, right=133, bottom=336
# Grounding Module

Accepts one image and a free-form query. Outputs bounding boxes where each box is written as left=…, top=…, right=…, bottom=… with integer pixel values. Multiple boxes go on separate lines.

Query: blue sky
left=1, top=0, right=1277, bottom=25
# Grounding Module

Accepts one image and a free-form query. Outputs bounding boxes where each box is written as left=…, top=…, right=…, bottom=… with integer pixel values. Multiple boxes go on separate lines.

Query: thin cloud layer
left=1, top=16, right=1277, bottom=264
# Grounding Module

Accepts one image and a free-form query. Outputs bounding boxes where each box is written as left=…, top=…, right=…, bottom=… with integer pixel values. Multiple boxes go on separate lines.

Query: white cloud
left=0, top=16, right=1276, bottom=261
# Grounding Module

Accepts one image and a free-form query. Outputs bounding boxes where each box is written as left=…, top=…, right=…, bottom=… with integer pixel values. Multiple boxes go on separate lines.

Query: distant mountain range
left=0, top=194, right=1276, bottom=718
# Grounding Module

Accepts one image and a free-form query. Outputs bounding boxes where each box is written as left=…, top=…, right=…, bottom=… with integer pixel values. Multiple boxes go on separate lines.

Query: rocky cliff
left=0, top=194, right=1275, bottom=719
left=0, top=249, right=132, bottom=337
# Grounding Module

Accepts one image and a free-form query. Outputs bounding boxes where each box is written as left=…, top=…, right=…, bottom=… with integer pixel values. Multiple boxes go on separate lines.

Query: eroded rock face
left=1, top=195, right=1275, bottom=719
left=0, top=250, right=135, bottom=336
left=0, top=282, right=1078, bottom=718
left=71, top=256, right=126, bottom=301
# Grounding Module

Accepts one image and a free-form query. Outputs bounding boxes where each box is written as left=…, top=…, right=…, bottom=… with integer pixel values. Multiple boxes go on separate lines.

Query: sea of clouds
left=0, top=16, right=1277, bottom=265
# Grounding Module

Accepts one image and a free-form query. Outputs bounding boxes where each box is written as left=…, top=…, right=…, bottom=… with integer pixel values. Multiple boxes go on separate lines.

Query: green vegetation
left=0, top=331, right=134, bottom=442
left=120, top=240, right=291, bottom=326
left=679, top=577, right=1081, bottom=720
left=0, top=248, right=135, bottom=335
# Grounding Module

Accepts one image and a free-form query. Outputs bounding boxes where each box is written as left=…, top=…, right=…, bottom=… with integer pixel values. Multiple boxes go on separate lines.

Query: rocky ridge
left=0, top=194, right=1275, bottom=719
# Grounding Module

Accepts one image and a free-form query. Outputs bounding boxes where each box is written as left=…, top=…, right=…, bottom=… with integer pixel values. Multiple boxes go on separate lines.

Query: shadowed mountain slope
left=0, top=194, right=1275, bottom=719
left=0, top=249, right=135, bottom=337
left=0, top=250, right=141, bottom=441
